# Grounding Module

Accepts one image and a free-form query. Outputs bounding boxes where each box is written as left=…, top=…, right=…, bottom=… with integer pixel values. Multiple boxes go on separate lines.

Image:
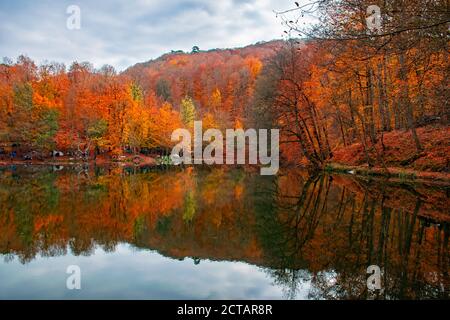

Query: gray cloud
left=0, top=0, right=297, bottom=71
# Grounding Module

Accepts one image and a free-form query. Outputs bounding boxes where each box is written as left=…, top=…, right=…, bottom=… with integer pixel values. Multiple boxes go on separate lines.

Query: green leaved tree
left=180, top=96, right=196, bottom=128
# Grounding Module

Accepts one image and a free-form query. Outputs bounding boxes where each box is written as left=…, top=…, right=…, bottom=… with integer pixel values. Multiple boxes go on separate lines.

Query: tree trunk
left=399, top=54, right=423, bottom=152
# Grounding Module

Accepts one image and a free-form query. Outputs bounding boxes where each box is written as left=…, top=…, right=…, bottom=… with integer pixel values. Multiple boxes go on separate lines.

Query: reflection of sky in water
left=0, top=243, right=311, bottom=299
left=1, top=167, right=446, bottom=299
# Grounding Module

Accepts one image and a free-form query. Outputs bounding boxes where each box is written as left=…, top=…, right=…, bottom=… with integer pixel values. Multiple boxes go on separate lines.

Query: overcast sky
left=0, top=0, right=301, bottom=71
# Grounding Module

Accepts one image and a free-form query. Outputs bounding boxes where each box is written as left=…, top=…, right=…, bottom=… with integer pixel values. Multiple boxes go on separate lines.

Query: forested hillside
left=0, top=41, right=283, bottom=158
left=124, top=40, right=284, bottom=128
left=0, top=0, right=448, bottom=174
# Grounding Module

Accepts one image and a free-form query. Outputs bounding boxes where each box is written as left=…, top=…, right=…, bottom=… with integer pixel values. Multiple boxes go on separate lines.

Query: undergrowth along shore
left=325, top=163, right=450, bottom=185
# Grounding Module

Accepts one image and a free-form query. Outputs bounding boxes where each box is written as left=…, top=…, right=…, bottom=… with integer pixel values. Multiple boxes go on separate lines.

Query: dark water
left=0, top=165, right=448, bottom=299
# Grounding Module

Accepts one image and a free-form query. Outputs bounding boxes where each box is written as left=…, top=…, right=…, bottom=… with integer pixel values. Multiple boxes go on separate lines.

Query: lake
left=0, top=165, right=448, bottom=299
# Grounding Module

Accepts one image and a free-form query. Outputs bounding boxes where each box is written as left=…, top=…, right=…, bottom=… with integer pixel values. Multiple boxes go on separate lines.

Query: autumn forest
left=0, top=0, right=449, bottom=301
left=0, top=0, right=448, bottom=177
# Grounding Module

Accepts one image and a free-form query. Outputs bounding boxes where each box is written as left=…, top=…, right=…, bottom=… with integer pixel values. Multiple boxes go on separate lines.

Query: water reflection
left=0, top=165, right=448, bottom=299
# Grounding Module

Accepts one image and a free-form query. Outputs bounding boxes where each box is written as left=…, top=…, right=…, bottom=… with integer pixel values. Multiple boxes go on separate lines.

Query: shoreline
left=325, top=163, right=450, bottom=185
left=1, top=158, right=449, bottom=185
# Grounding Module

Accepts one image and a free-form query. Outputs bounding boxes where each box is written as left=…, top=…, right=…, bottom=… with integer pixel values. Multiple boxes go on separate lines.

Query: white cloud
left=0, top=0, right=299, bottom=71
left=0, top=244, right=312, bottom=299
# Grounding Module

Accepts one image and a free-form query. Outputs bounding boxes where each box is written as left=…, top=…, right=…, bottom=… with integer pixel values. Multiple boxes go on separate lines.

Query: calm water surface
left=0, top=165, right=448, bottom=299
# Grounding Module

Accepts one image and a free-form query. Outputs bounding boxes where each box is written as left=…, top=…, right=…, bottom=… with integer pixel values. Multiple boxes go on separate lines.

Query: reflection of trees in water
left=252, top=173, right=331, bottom=299
left=0, top=166, right=186, bottom=263
left=0, top=168, right=61, bottom=262
left=0, top=166, right=448, bottom=300
left=0, top=166, right=253, bottom=265
left=254, top=171, right=449, bottom=299
left=183, top=191, right=196, bottom=224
